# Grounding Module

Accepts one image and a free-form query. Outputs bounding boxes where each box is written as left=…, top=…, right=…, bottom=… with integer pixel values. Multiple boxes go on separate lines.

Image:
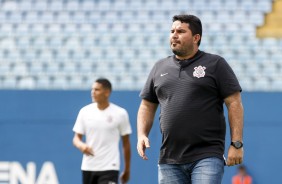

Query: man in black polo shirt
left=137, top=14, right=244, bottom=184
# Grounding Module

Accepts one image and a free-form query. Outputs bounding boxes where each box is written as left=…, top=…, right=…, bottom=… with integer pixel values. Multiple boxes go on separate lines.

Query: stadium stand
left=0, top=0, right=281, bottom=91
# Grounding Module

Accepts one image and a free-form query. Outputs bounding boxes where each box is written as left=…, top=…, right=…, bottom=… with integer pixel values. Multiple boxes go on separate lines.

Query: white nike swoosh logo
left=160, top=73, right=168, bottom=77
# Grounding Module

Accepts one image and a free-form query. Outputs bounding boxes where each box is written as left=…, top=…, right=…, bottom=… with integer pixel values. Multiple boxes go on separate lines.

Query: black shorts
left=82, top=170, right=119, bottom=184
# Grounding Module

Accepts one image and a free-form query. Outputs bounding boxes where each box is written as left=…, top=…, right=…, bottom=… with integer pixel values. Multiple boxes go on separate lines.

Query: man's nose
left=171, top=32, right=178, bottom=39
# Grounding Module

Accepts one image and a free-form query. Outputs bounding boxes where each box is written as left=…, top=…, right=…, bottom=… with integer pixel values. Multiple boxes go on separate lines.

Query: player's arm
left=224, top=91, right=244, bottom=166
left=72, top=133, right=94, bottom=156
left=137, top=99, right=158, bottom=160
left=120, top=134, right=131, bottom=184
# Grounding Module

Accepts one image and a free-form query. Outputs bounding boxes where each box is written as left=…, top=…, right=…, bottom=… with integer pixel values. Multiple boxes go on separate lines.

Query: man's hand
left=137, top=135, right=150, bottom=160
left=226, top=146, right=243, bottom=166
left=81, top=144, right=94, bottom=156
left=73, top=133, right=94, bottom=156
left=120, top=170, right=130, bottom=184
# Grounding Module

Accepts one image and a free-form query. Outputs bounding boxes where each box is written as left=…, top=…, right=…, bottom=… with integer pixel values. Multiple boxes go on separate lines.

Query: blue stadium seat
left=18, top=0, right=33, bottom=11
left=40, top=12, right=55, bottom=24
left=2, top=1, right=18, bottom=12
left=15, top=23, right=30, bottom=36
left=271, top=78, right=282, bottom=91
left=253, top=76, right=271, bottom=91
left=81, top=1, right=95, bottom=11
left=65, top=1, right=80, bottom=12
left=36, top=75, right=51, bottom=89
left=2, top=75, right=17, bottom=88
left=35, top=1, right=48, bottom=11
left=18, top=76, right=36, bottom=89
left=55, top=12, right=71, bottom=24
left=49, top=1, right=64, bottom=12
left=0, top=63, right=10, bottom=75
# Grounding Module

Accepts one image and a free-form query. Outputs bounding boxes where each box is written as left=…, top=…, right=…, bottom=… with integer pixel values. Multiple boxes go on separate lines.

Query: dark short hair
left=95, top=78, right=112, bottom=91
left=172, top=14, right=202, bottom=46
left=238, top=165, right=247, bottom=171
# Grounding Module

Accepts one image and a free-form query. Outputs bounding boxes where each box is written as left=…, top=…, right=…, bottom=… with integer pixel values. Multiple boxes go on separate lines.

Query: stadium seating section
left=0, top=0, right=281, bottom=91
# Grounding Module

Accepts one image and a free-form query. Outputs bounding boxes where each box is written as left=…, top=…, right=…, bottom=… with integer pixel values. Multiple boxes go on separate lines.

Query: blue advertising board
left=0, top=91, right=281, bottom=184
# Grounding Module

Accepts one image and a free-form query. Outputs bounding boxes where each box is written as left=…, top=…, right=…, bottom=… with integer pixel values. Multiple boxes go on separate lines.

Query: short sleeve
left=119, top=110, right=132, bottom=136
left=215, top=58, right=242, bottom=99
left=72, top=109, right=85, bottom=134
left=139, top=64, right=159, bottom=103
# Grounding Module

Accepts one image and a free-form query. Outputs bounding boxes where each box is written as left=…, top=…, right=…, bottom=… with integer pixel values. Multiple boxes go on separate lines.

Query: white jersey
left=73, top=103, right=132, bottom=171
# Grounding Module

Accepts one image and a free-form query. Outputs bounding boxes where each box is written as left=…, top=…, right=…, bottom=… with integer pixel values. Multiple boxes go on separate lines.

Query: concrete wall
left=0, top=90, right=281, bottom=184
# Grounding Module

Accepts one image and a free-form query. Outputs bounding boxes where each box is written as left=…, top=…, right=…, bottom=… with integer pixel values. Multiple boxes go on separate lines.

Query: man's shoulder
left=157, top=55, right=174, bottom=63
left=152, top=56, right=174, bottom=70
left=80, top=103, right=96, bottom=111
left=201, top=51, right=225, bottom=61
left=109, top=103, right=128, bottom=114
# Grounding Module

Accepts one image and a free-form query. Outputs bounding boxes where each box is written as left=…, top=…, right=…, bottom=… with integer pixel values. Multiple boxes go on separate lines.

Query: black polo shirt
left=140, top=50, right=242, bottom=164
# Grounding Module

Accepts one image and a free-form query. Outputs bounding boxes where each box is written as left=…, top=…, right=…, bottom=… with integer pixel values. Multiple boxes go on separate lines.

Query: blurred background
left=0, top=0, right=282, bottom=183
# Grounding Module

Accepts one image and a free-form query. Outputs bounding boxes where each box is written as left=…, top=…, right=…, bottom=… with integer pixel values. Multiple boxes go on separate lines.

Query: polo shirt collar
left=173, top=50, right=204, bottom=68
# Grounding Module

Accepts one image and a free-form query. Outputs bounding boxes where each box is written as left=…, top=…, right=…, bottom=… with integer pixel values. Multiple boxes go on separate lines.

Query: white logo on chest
left=106, top=115, right=113, bottom=123
left=193, top=65, right=206, bottom=78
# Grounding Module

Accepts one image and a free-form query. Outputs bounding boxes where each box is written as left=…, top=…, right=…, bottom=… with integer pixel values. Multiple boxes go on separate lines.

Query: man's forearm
left=228, top=100, right=244, bottom=141
left=123, top=142, right=131, bottom=172
left=73, top=134, right=86, bottom=151
left=137, top=100, right=158, bottom=137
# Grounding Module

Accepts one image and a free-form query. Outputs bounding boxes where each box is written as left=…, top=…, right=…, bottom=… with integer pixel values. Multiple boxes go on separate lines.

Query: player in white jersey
left=73, top=78, right=132, bottom=184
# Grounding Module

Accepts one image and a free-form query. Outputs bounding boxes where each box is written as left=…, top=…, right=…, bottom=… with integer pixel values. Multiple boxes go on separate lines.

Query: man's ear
left=193, top=34, right=201, bottom=44
left=105, top=89, right=111, bottom=98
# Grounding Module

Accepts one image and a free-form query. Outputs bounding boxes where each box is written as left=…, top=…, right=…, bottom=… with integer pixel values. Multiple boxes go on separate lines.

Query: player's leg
left=158, top=164, right=191, bottom=184
left=98, top=170, right=119, bottom=184
left=82, top=171, right=98, bottom=184
left=191, top=157, right=224, bottom=184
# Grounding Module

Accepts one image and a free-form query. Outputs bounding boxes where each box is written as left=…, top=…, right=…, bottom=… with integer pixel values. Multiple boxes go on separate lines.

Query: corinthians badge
left=193, top=65, right=206, bottom=78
